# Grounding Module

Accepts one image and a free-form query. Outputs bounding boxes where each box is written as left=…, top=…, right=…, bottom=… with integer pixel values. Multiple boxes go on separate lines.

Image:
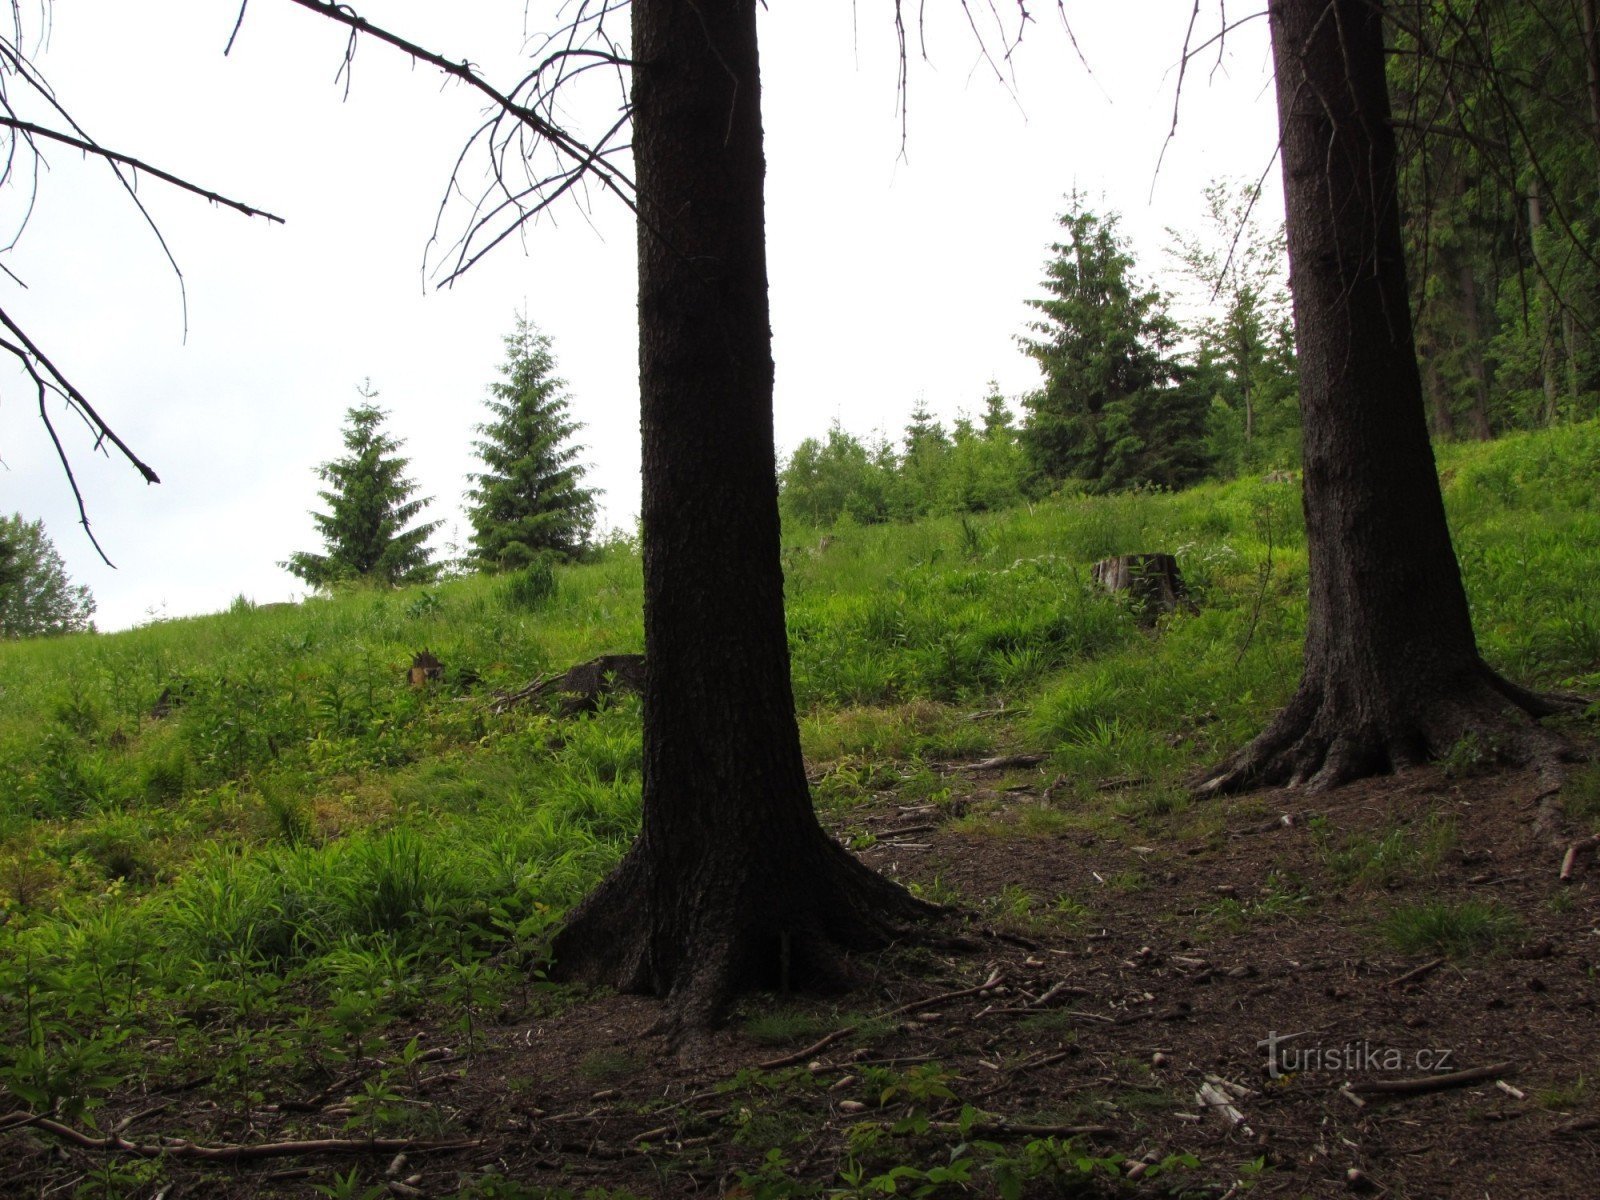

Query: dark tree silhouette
left=545, top=0, right=934, bottom=1034
left=1198, top=0, right=1575, bottom=795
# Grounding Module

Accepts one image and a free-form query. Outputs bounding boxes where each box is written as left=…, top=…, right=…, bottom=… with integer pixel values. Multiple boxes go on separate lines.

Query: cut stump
left=1091, top=554, right=1193, bottom=618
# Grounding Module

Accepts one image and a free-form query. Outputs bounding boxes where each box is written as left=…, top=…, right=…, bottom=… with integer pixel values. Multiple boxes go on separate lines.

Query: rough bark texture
left=550, top=0, right=932, bottom=1034
left=1200, top=0, right=1573, bottom=795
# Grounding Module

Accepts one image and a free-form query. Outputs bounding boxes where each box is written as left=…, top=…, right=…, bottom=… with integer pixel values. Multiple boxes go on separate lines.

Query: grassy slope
left=0, top=421, right=1596, bottom=1160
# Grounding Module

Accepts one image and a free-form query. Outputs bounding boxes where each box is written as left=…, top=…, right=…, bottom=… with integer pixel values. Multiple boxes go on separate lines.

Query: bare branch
left=0, top=116, right=284, bottom=222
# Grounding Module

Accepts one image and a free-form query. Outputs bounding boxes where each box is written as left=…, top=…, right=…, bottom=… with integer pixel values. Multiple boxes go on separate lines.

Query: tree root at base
left=1196, top=658, right=1586, bottom=797
left=550, top=838, right=942, bottom=1039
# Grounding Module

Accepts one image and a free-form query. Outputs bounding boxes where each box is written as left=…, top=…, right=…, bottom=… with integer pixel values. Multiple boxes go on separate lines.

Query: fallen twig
left=1386, top=957, right=1446, bottom=989
left=1559, top=834, right=1600, bottom=881
left=1195, top=1081, right=1253, bottom=1137
left=957, top=753, right=1047, bottom=772
left=927, top=1118, right=1115, bottom=1139
left=756, top=970, right=1006, bottom=1070
left=1344, top=1061, right=1513, bottom=1097
left=1031, top=980, right=1094, bottom=1008
left=757, top=1028, right=859, bottom=1071
left=1, top=1113, right=484, bottom=1161
left=1553, top=1116, right=1600, bottom=1136
left=886, top=969, right=1007, bottom=1019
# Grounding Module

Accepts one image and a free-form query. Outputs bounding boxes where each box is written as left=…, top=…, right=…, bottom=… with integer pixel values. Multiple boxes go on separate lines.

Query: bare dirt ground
left=6, top=758, right=1599, bottom=1199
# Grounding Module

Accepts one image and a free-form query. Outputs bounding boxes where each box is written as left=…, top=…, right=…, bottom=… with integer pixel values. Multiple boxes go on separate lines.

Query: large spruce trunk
left=550, top=0, right=931, bottom=1034
left=1200, top=0, right=1570, bottom=793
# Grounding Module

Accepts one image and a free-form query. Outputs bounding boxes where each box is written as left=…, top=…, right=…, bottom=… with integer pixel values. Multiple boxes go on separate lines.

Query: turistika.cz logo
left=1257, top=1031, right=1455, bottom=1080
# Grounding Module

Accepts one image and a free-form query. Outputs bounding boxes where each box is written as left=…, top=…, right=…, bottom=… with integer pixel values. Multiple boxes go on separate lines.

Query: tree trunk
left=1454, top=258, right=1493, bottom=440
left=549, top=0, right=932, bottom=1035
left=1200, top=0, right=1571, bottom=794
left=1420, top=328, right=1456, bottom=439
left=1526, top=184, right=1563, bottom=424
left=1582, top=0, right=1600, bottom=194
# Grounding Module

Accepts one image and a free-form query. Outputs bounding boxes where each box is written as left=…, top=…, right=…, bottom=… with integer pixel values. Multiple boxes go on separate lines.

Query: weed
left=503, top=559, right=558, bottom=611
left=579, top=1049, right=641, bottom=1083
left=1536, top=1075, right=1589, bottom=1111
left=1561, top=764, right=1600, bottom=829
left=1317, top=814, right=1456, bottom=889
left=1440, top=731, right=1514, bottom=778
left=1207, top=872, right=1313, bottom=929
left=743, top=1008, right=832, bottom=1047
left=1380, top=900, right=1521, bottom=957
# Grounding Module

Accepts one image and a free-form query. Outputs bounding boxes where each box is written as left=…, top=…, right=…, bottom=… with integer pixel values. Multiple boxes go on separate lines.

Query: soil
left=5, top=758, right=1599, bottom=1198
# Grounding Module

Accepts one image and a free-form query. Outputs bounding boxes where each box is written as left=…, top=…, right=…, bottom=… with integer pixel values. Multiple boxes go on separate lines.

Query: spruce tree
left=1020, top=197, right=1210, bottom=492
left=283, top=391, right=440, bottom=588
left=467, top=317, right=597, bottom=570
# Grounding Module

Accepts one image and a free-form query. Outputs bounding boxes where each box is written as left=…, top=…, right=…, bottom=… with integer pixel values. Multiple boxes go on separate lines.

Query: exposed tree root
left=550, top=833, right=939, bottom=1039
left=1197, top=658, right=1585, bottom=797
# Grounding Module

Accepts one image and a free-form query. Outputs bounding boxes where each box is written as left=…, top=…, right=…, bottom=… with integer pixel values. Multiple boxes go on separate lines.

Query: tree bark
left=1200, top=0, right=1572, bottom=795
left=549, top=0, right=932, bottom=1035
left=1419, top=328, right=1455, bottom=439
left=1453, top=257, right=1493, bottom=440
left=1526, top=185, right=1562, bottom=425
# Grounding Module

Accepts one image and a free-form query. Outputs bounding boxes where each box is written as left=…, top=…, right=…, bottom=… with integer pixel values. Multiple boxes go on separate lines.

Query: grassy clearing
left=1, top=421, right=1598, bottom=1162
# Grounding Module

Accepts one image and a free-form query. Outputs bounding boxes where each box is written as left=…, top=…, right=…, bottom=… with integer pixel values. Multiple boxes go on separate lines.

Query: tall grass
left=0, top=421, right=1596, bottom=1113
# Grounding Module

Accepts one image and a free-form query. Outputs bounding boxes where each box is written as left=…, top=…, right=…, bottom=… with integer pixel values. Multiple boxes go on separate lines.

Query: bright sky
left=1, top=1, right=1281, bottom=631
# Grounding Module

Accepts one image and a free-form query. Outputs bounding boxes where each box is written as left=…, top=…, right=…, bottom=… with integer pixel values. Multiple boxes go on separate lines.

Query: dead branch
left=956, top=753, right=1047, bottom=772
left=0, top=1111, right=484, bottom=1161
left=282, top=0, right=639, bottom=289
left=756, top=969, right=1006, bottom=1070
left=0, top=117, right=283, bottom=223
left=1385, top=956, right=1445, bottom=988
left=1345, top=1061, right=1514, bottom=1097
left=1558, top=834, right=1600, bottom=881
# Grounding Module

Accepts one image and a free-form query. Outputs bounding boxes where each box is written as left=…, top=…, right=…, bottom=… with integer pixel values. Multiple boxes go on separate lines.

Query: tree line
left=780, top=185, right=1297, bottom=529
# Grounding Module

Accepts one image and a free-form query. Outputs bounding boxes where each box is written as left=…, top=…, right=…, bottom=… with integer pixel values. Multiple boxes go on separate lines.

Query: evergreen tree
left=894, top=399, right=952, bottom=518
left=0, top=515, right=96, bottom=638
left=467, top=316, right=597, bottom=569
left=1020, top=196, right=1210, bottom=492
left=283, top=390, right=440, bottom=588
left=980, top=380, right=1014, bottom=439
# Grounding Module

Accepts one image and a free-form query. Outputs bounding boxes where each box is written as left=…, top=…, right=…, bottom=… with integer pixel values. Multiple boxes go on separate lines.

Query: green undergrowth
left=2, top=421, right=1598, bottom=1160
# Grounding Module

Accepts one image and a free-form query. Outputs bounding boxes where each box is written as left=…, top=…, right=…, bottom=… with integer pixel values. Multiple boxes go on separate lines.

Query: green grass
left=1380, top=900, right=1522, bottom=958
left=1, top=419, right=1598, bottom=1134
left=1315, top=813, right=1457, bottom=889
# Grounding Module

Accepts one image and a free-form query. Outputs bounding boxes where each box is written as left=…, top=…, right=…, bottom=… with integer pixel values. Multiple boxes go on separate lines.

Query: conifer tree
left=1020, top=196, right=1210, bottom=492
left=283, top=390, right=440, bottom=588
left=467, top=316, right=597, bottom=569
left=980, top=381, right=1014, bottom=439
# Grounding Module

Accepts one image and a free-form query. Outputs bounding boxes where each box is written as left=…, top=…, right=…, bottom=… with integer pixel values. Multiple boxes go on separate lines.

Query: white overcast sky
left=1, top=1, right=1281, bottom=631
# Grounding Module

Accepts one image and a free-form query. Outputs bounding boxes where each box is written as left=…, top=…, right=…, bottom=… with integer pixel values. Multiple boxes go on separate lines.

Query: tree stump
left=1091, top=554, right=1194, bottom=619
left=409, top=650, right=444, bottom=688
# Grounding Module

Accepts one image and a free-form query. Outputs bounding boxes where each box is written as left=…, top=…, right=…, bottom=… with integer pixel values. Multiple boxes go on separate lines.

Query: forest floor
left=10, top=750, right=1598, bottom=1200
